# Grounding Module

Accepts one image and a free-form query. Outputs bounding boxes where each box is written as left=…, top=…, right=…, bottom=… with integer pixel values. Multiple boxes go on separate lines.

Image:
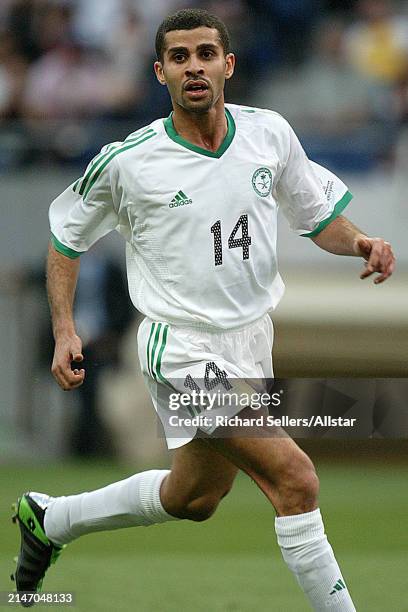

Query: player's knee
left=170, top=492, right=226, bottom=522
left=297, top=466, right=319, bottom=505
left=220, top=481, right=233, bottom=500
left=276, top=458, right=319, bottom=514
left=187, top=497, right=218, bottom=521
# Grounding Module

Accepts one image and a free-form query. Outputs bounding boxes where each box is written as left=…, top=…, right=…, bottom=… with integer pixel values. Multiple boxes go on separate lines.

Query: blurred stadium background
left=0, top=1, right=407, bottom=610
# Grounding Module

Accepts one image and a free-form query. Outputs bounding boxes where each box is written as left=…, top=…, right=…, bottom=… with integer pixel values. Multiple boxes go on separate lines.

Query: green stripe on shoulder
left=82, top=132, right=157, bottom=200
left=76, top=126, right=155, bottom=195
left=51, top=234, right=82, bottom=259
left=302, top=191, right=353, bottom=238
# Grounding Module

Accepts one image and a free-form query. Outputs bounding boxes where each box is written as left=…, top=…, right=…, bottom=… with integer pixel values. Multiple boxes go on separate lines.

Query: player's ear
left=154, top=61, right=166, bottom=85
left=224, top=53, right=235, bottom=80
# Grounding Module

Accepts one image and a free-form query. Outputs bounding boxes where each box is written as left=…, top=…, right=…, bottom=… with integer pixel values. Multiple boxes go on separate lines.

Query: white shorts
left=137, top=314, right=274, bottom=449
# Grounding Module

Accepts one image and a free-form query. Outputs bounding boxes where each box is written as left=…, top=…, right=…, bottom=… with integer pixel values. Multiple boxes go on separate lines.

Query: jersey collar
left=163, top=107, right=236, bottom=158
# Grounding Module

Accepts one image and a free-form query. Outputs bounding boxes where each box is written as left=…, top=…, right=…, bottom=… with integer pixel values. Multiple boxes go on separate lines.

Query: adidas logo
left=329, top=578, right=347, bottom=595
left=169, top=190, right=192, bottom=208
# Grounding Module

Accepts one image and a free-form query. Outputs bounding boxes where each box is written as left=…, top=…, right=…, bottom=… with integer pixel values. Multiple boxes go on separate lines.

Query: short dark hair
left=155, top=8, right=231, bottom=62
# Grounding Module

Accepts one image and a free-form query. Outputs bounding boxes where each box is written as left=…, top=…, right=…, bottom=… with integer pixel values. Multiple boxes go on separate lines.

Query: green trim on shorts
left=147, top=323, right=172, bottom=386
left=155, top=324, right=169, bottom=385
left=72, top=178, right=81, bottom=192
left=146, top=323, right=156, bottom=377
left=150, top=324, right=162, bottom=382
left=146, top=323, right=203, bottom=421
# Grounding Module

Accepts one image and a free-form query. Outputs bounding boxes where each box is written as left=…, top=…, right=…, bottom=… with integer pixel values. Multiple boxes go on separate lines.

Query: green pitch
left=1, top=460, right=407, bottom=611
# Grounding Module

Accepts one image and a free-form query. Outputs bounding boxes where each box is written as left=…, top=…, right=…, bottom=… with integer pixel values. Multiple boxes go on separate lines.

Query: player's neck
left=172, top=99, right=227, bottom=153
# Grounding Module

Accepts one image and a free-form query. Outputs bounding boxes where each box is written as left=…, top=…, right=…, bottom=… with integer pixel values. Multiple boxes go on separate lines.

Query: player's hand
left=353, top=235, right=396, bottom=284
left=51, top=333, right=85, bottom=390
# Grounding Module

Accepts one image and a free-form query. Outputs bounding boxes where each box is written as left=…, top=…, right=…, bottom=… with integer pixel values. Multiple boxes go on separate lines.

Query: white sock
left=44, top=469, right=178, bottom=546
left=275, top=508, right=356, bottom=611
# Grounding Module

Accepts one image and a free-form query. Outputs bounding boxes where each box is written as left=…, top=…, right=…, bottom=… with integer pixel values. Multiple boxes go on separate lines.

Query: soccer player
left=12, top=9, right=395, bottom=610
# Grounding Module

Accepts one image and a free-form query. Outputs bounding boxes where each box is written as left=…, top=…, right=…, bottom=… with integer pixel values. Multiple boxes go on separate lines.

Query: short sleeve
left=275, top=121, right=353, bottom=237
left=49, top=143, right=122, bottom=258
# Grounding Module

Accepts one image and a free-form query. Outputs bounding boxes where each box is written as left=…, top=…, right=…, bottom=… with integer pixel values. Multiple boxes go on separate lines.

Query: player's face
left=154, top=27, right=235, bottom=114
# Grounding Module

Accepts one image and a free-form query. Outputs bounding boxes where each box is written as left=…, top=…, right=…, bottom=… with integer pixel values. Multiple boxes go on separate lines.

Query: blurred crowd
left=1, top=0, right=408, bottom=170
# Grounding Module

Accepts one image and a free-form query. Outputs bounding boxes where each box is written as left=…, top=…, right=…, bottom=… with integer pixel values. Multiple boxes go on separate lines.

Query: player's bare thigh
left=202, top=409, right=319, bottom=516
left=160, top=438, right=238, bottom=521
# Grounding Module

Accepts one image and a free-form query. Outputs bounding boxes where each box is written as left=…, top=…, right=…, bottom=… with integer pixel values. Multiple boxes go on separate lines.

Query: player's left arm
left=275, top=118, right=396, bottom=283
left=310, top=214, right=396, bottom=284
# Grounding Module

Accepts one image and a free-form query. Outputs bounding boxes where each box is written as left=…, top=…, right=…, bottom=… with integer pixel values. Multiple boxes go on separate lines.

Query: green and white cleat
left=11, top=492, right=65, bottom=607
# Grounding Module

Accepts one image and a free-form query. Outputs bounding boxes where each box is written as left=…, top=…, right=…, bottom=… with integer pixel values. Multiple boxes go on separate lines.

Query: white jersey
left=49, top=103, right=352, bottom=330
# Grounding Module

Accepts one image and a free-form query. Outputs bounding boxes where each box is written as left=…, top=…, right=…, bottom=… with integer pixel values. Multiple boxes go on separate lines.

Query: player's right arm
left=47, top=244, right=85, bottom=390
left=47, top=143, right=121, bottom=389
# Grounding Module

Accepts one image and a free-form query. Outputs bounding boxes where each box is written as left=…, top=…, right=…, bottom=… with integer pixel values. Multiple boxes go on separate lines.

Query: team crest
left=252, top=167, right=272, bottom=197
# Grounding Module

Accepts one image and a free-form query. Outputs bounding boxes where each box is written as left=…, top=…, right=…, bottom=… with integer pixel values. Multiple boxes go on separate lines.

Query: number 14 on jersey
left=210, top=214, right=252, bottom=266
